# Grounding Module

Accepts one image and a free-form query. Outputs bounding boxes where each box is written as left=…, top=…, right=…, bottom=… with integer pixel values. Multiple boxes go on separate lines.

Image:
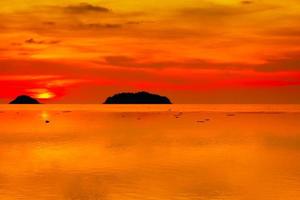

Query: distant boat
left=103, top=91, right=172, bottom=104
left=9, top=95, right=40, bottom=104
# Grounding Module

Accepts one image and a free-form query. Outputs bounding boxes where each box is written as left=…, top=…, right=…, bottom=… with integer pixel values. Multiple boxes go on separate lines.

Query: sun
left=36, top=92, right=55, bottom=99
left=30, top=89, right=56, bottom=100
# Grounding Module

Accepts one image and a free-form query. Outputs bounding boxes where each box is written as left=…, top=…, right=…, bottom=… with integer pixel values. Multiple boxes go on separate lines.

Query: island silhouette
left=9, top=95, right=40, bottom=104
left=104, top=91, right=172, bottom=104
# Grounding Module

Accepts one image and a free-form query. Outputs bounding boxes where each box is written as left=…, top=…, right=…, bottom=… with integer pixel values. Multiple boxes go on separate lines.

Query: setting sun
left=36, top=92, right=55, bottom=99
left=32, top=89, right=55, bottom=99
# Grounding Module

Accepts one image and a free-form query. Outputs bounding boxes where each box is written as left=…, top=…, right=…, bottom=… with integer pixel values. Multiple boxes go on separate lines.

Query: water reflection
left=0, top=106, right=299, bottom=199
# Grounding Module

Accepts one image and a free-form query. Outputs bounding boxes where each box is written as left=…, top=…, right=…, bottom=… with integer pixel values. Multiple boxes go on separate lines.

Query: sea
left=0, top=104, right=299, bottom=200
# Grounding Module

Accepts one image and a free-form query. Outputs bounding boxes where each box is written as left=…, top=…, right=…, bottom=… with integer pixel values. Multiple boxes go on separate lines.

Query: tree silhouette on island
left=103, top=91, right=172, bottom=104
left=9, top=95, right=40, bottom=104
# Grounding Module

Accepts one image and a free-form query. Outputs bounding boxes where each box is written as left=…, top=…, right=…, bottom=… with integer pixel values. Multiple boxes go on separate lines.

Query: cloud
left=43, top=21, right=56, bottom=26
left=264, top=27, right=300, bottom=37
left=255, top=53, right=300, bottom=72
left=178, top=3, right=277, bottom=20
left=25, top=38, right=61, bottom=45
left=105, top=56, right=136, bottom=65
left=0, top=74, right=85, bottom=100
left=103, top=56, right=240, bottom=70
left=82, top=23, right=122, bottom=29
left=241, top=0, right=254, bottom=5
left=102, top=53, right=300, bottom=75
left=11, top=42, right=22, bottom=46
left=64, top=3, right=111, bottom=14
left=0, top=75, right=61, bottom=81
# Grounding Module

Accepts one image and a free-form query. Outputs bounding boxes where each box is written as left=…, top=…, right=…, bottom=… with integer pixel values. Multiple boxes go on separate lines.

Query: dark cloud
left=43, top=21, right=56, bottom=26
left=103, top=56, right=148, bottom=69
left=83, top=23, right=122, bottom=29
left=241, top=0, right=254, bottom=5
left=126, top=20, right=156, bottom=25
left=105, top=56, right=136, bottom=65
left=64, top=3, right=111, bottom=14
left=25, top=38, right=61, bottom=45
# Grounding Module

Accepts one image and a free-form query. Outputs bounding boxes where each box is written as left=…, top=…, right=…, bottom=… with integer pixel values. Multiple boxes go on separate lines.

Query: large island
left=9, top=95, right=40, bottom=104
left=104, top=91, right=172, bottom=104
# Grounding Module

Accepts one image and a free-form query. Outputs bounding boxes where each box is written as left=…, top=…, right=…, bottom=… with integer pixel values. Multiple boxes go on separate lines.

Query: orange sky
left=1, top=0, right=300, bottom=103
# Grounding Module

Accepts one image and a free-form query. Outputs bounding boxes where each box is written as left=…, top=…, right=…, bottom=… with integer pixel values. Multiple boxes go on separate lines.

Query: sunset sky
left=1, top=0, right=300, bottom=103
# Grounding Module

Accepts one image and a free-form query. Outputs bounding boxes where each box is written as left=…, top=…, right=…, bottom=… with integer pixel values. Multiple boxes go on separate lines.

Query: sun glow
left=36, top=92, right=55, bottom=99
left=30, top=89, right=55, bottom=100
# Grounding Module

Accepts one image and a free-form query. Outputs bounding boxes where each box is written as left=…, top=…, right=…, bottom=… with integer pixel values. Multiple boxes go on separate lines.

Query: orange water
left=0, top=105, right=299, bottom=200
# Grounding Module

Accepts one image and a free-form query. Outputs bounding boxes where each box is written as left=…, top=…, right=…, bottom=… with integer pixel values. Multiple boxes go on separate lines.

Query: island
left=9, top=95, right=40, bottom=104
left=103, top=91, right=172, bottom=104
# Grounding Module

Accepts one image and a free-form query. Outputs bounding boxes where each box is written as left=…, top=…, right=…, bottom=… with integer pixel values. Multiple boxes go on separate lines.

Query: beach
left=0, top=104, right=299, bottom=200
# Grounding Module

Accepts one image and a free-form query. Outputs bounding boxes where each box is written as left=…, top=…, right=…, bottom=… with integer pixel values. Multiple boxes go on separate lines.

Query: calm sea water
left=0, top=104, right=300, bottom=200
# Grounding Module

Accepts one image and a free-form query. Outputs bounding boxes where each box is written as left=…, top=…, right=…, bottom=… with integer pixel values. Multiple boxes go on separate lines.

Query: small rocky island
left=104, top=91, right=172, bottom=104
left=9, top=95, right=40, bottom=104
